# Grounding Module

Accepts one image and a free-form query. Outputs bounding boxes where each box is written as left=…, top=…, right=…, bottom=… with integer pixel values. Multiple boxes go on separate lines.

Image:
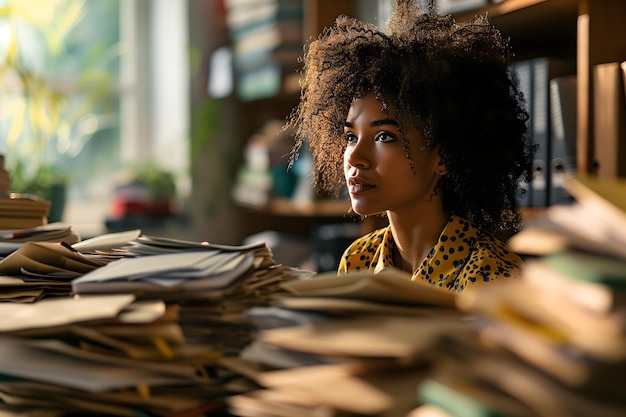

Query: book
left=0, top=193, right=51, bottom=230
left=422, top=334, right=626, bottom=417
left=509, top=176, right=626, bottom=260
left=592, top=61, right=626, bottom=178
left=457, top=279, right=626, bottom=361
left=542, top=250, right=626, bottom=288
left=225, top=0, right=302, bottom=34
left=419, top=374, right=533, bottom=417
left=549, top=75, right=577, bottom=205
left=232, top=19, right=303, bottom=58
left=436, top=0, right=489, bottom=14
left=225, top=0, right=303, bottom=101
left=427, top=175, right=626, bottom=417
left=523, top=259, right=623, bottom=315
left=565, top=175, right=626, bottom=247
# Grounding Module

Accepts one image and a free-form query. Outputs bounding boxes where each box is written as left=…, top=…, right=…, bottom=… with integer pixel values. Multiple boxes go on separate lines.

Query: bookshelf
left=233, top=0, right=357, bottom=242
left=456, top=0, right=626, bottom=179
left=453, top=0, right=626, bottom=220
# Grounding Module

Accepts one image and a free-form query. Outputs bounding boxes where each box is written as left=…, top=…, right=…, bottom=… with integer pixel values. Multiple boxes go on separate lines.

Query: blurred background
left=0, top=0, right=393, bottom=270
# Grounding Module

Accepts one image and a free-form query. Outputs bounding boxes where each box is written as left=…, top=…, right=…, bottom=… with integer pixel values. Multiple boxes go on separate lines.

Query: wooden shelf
left=454, top=0, right=577, bottom=22
left=454, top=0, right=579, bottom=59
left=238, top=199, right=359, bottom=238
left=240, top=198, right=352, bottom=218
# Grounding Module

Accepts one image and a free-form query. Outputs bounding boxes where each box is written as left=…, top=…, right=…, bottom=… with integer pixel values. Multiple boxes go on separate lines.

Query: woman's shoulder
left=475, top=228, right=522, bottom=264
left=448, top=215, right=524, bottom=280
left=462, top=227, right=524, bottom=285
left=337, top=226, right=390, bottom=274
left=344, top=226, right=389, bottom=254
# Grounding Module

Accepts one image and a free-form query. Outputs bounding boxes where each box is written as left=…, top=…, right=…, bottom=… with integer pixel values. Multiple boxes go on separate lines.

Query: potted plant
left=108, top=161, right=178, bottom=220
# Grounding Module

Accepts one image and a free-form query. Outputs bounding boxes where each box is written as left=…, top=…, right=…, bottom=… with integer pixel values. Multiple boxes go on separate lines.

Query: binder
left=530, top=57, right=576, bottom=207
left=593, top=61, right=626, bottom=178
left=512, top=60, right=533, bottom=207
left=549, top=75, right=577, bottom=205
left=531, top=59, right=550, bottom=206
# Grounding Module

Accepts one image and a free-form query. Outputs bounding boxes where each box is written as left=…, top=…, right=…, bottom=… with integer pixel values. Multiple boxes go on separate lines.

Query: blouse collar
left=376, top=215, right=479, bottom=282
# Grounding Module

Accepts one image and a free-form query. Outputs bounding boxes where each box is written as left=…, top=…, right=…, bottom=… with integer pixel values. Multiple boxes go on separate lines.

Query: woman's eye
left=375, top=132, right=396, bottom=143
left=344, top=132, right=358, bottom=144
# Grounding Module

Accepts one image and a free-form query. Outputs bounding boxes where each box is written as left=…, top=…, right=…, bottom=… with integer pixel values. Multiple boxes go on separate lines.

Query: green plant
left=10, top=160, right=69, bottom=197
left=129, top=161, right=177, bottom=201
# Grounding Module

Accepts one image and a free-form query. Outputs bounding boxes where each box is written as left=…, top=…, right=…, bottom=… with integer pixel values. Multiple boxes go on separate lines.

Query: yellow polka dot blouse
left=337, top=215, right=523, bottom=293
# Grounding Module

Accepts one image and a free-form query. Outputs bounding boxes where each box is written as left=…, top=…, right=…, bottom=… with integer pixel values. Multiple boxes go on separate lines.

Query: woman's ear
left=435, top=150, right=448, bottom=176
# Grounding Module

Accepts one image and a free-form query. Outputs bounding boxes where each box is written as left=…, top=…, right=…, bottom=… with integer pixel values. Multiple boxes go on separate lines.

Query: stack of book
left=413, top=175, right=626, bottom=417
left=224, top=0, right=304, bottom=100
left=233, top=119, right=300, bottom=208
left=0, top=193, right=51, bottom=230
left=223, top=268, right=468, bottom=417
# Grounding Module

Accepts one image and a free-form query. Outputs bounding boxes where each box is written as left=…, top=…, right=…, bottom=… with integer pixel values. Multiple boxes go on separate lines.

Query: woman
left=286, top=0, right=533, bottom=292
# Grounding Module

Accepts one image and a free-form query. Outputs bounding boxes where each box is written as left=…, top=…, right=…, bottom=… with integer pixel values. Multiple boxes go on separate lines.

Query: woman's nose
left=345, top=139, right=370, bottom=169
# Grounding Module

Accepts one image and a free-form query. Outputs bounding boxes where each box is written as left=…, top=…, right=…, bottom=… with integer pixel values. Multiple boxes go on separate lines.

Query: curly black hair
left=287, top=0, right=533, bottom=233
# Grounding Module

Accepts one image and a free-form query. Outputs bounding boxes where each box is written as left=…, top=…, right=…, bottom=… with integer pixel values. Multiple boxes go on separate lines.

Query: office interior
left=1, top=0, right=625, bottom=272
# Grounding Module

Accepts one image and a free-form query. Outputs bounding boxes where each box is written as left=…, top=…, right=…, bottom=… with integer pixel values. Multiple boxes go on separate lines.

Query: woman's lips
left=348, top=177, right=375, bottom=193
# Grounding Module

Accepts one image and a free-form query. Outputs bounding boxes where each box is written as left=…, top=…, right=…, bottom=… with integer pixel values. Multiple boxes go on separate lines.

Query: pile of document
left=0, top=240, right=108, bottom=302
left=0, top=231, right=312, bottom=415
left=73, top=237, right=314, bottom=355
left=0, top=222, right=81, bottom=256
left=224, top=268, right=467, bottom=417
left=413, top=176, right=626, bottom=417
left=0, top=228, right=140, bottom=302
left=0, top=294, right=236, bottom=416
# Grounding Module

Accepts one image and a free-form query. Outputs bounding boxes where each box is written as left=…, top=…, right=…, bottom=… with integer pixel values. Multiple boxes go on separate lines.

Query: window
left=0, top=0, right=190, bottom=237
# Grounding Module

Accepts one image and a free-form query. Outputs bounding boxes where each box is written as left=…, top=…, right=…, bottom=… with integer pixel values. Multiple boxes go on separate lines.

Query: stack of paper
left=224, top=268, right=468, bottom=417
left=124, top=234, right=273, bottom=257
left=0, top=294, right=241, bottom=416
left=73, top=250, right=257, bottom=295
left=0, top=193, right=51, bottom=230
left=0, top=230, right=139, bottom=302
left=413, top=176, right=626, bottom=417
left=0, top=222, right=81, bottom=256
left=0, top=232, right=313, bottom=415
left=0, top=241, right=107, bottom=302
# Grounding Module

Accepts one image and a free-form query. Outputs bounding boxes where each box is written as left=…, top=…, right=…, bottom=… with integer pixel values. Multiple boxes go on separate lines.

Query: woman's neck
left=388, top=207, right=450, bottom=274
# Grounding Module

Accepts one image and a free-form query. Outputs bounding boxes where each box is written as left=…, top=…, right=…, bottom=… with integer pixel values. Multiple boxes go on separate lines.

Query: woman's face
left=343, top=93, right=444, bottom=216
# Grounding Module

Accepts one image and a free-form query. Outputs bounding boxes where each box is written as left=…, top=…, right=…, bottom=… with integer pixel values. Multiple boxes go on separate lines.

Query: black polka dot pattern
left=337, top=215, right=523, bottom=293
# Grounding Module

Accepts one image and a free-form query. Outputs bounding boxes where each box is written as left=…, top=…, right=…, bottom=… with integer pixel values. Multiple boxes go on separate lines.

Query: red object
left=109, top=182, right=175, bottom=219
